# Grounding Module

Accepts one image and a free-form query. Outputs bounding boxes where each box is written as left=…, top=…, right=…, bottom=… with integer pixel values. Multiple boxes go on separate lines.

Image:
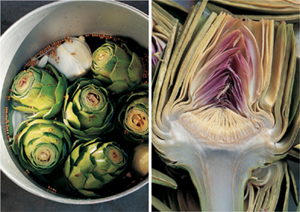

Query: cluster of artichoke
left=152, top=0, right=299, bottom=211
left=9, top=37, right=149, bottom=197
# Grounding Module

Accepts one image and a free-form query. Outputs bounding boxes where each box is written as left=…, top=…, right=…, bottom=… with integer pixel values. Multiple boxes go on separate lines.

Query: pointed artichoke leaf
left=68, top=166, right=87, bottom=189
left=83, top=173, right=103, bottom=189
left=152, top=195, right=173, bottom=212
left=12, top=105, right=38, bottom=113
left=128, top=52, right=143, bottom=84
left=77, top=189, right=99, bottom=197
left=152, top=168, right=177, bottom=189
left=42, top=102, right=62, bottom=119
left=75, top=153, right=96, bottom=174
left=109, top=57, right=131, bottom=83
left=76, top=111, right=105, bottom=129
left=106, top=80, right=129, bottom=94
left=65, top=102, right=81, bottom=129
left=288, top=58, right=300, bottom=125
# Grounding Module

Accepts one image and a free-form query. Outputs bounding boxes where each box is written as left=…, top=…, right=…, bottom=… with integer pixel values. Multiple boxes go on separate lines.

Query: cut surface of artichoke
left=126, top=107, right=149, bottom=134
left=152, top=0, right=300, bottom=210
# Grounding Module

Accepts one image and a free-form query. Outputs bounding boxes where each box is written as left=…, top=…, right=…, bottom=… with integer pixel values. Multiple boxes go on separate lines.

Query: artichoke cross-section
left=152, top=1, right=299, bottom=211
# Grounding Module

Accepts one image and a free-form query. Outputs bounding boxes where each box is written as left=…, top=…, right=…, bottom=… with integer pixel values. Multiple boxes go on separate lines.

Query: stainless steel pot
left=0, top=0, right=148, bottom=204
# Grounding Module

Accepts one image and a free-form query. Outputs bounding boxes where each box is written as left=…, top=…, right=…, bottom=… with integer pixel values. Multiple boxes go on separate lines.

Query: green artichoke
left=117, top=84, right=149, bottom=143
left=63, top=78, right=114, bottom=140
left=63, top=139, right=127, bottom=197
left=12, top=119, right=72, bottom=175
left=91, top=41, right=143, bottom=94
left=10, top=64, right=67, bottom=119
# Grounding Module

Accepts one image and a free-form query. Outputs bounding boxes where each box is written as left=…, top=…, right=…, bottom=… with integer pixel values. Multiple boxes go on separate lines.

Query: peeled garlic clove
left=131, top=144, right=148, bottom=177
left=48, top=36, right=92, bottom=81
left=36, top=55, right=49, bottom=68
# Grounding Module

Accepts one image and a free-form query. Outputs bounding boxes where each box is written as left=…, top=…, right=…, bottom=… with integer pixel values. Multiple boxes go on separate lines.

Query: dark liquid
left=9, top=34, right=149, bottom=199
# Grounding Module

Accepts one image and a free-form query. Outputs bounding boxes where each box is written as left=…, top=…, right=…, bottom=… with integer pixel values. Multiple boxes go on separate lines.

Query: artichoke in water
left=63, top=78, right=114, bottom=140
left=10, top=64, right=67, bottom=119
left=63, top=139, right=127, bottom=197
left=48, top=36, right=92, bottom=81
left=117, top=84, right=149, bottom=143
left=152, top=0, right=299, bottom=211
left=91, top=41, right=143, bottom=94
left=12, top=119, right=72, bottom=175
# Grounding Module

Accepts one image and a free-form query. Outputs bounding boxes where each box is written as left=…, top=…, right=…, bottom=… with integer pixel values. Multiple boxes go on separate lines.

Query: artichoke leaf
left=288, top=58, right=300, bottom=125
left=65, top=103, right=81, bottom=129
left=12, top=104, right=38, bottom=113
left=207, top=1, right=300, bottom=23
left=42, top=102, right=62, bottom=119
left=77, top=189, right=98, bottom=197
left=106, top=80, right=130, bottom=94
left=128, top=52, right=143, bottom=84
left=22, top=124, right=63, bottom=146
left=63, top=155, right=72, bottom=177
left=76, top=110, right=106, bottom=129
left=152, top=195, right=173, bottom=212
left=209, top=0, right=300, bottom=14
left=152, top=19, right=178, bottom=142
left=152, top=168, right=177, bottom=189
left=83, top=174, right=103, bottom=190
left=75, top=154, right=96, bottom=174
left=68, top=165, right=87, bottom=190
left=109, top=54, right=131, bottom=83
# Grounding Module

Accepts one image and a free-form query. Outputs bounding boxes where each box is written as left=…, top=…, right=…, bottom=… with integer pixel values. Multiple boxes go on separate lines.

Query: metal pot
left=0, top=0, right=148, bottom=204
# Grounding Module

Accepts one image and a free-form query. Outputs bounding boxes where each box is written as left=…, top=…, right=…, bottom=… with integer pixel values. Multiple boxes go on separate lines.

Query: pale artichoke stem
left=185, top=150, right=247, bottom=211
left=174, top=142, right=282, bottom=211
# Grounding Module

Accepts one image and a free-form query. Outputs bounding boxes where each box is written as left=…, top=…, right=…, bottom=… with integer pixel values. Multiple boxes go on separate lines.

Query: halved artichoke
left=152, top=0, right=300, bottom=211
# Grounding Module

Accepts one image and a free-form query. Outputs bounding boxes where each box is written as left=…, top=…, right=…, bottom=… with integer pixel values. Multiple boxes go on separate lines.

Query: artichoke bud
left=10, top=64, right=67, bottom=119
left=12, top=119, right=72, bottom=175
left=48, top=36, right=92, bottom=81
left=91, top=41, right=143, bottom=94
left=131, top=144, right=149, bottom=177
left=63, top=78, right=115, bottom=140
left=63, top=139, right=127, bottom=197
left=117, top=84, right=149, bottom=143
